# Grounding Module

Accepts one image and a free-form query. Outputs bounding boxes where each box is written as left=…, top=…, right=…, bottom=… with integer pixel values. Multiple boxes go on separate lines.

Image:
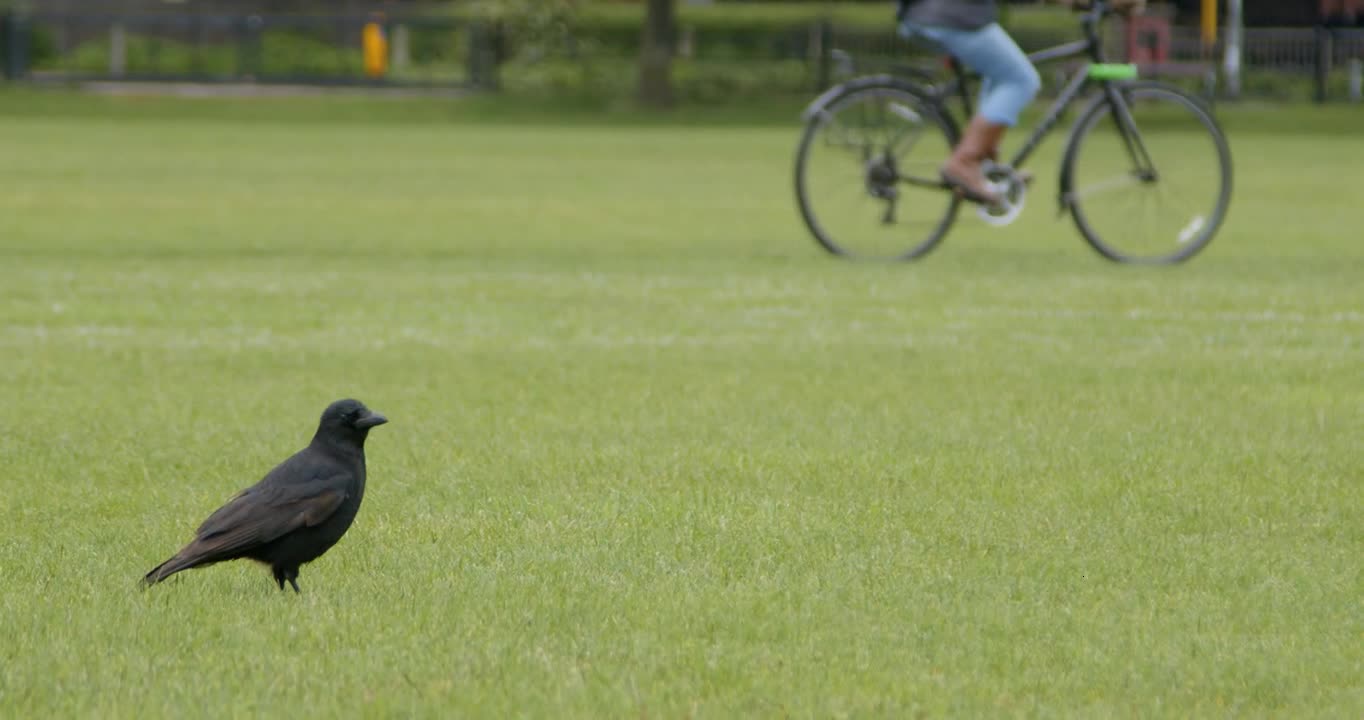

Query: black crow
left=143, top=398, right=388, bottom=593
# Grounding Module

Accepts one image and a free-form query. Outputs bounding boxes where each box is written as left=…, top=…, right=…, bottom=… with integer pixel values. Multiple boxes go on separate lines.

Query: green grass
left=0, top=90, right=1360, bottom=717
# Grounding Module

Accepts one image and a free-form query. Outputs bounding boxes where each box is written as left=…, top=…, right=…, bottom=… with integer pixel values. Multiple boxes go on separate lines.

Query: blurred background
left=2, top=1, right=1362, bottom=106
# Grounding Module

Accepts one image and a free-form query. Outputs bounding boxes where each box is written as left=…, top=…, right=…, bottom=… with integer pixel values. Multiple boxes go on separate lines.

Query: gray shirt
left=897, top=0, right=997, bottom=30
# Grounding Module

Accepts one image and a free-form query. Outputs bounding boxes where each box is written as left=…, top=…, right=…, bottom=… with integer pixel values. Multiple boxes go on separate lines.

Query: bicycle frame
left=924, top=4, right=1137, bottom=172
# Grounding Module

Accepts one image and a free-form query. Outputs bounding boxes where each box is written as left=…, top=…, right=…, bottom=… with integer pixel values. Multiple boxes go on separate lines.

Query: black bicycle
left=794, top=1, right=1233, bottom=264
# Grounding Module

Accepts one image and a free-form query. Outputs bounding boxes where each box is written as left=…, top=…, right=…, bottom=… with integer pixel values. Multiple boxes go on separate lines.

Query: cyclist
left=895, top=0, right=1042, bottom=206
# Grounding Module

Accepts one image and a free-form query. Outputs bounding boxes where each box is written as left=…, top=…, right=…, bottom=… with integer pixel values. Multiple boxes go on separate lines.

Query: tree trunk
left=637, top=0, right=676, bottom=108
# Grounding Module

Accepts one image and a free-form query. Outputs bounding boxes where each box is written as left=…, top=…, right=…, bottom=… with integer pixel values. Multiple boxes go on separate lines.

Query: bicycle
left=793, top=0, right=1234, bottom=264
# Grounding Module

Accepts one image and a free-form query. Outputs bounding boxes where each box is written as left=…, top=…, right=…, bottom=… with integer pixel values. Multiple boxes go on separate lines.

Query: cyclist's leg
left=953, top=24, right=1041, bottom=129
left=977, top=75, right=1033, bottom=184
left=977, top=75, right=997, bottom=160
left=903, top=22, right=1040, bottom=203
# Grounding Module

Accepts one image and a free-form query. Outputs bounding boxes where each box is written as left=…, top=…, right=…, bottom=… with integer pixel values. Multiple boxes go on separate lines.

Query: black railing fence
left=2, top=7, right=1362, bottom=103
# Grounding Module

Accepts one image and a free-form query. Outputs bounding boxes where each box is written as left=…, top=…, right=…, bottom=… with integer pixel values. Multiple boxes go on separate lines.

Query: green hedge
left=11, top=1, right=1084, bottom=96
left=478, top=2, right=1080, bottom=62
left=0, top=18, right=58, bottom=73
left=499, top=54, right=814, bottom=104
left=579, top=2, right=1079, bottom=35
left=41, top=31, right=359, bottom=78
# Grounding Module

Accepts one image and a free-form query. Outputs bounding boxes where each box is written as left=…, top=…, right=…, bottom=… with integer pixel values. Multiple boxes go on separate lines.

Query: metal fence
left=3, top=9, right=1363, bottom=103
left=830, top=20, right=1364, bottom=101
left=2, top=11, right=492, bottom=87
left=1165, top=26, right=1364, bottom=100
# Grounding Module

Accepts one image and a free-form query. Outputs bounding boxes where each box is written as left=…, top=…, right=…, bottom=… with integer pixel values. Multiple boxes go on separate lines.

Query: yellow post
left=363, top=21, right=388, bottom=78
left=1201, top=0, right=1218, bottom=46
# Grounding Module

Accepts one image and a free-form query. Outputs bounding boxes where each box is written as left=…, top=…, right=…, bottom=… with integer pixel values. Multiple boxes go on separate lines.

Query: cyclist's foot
left=941, top=159, right=1001, bottom=205
left=942, top=116, right=1009, bottom=205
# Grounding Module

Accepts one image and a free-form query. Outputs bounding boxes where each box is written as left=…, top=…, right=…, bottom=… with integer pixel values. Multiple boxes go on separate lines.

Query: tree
left=472, top=0, right=578, bottom=88
left=477, top=0, right=578, bottom=49
left=637, top=0, right=676, bottom=108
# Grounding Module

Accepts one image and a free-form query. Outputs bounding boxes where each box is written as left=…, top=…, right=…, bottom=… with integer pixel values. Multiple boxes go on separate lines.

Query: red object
left=1322, top=0, right=1363, bottom=21
left=1126, top=15, right=1171, bottom=64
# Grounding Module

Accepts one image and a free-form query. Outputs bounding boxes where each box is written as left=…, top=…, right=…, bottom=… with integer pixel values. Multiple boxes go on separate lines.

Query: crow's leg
left=285, top=568, right=301, bottom=594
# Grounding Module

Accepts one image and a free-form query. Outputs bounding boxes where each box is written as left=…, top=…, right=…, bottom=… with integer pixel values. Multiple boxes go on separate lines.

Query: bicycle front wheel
left=795, top=81, right=961, bottom=261
left=1062, top=83, right=1233, bottom=265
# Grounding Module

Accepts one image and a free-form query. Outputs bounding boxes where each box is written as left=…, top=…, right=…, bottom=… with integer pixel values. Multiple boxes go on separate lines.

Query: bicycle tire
left=1061, top=82, right=1233, bottom=265
left=794, top=78, right=962, bottom=262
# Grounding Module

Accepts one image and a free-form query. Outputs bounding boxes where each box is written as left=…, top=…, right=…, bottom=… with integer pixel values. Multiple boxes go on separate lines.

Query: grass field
left=1, top=89, right=1361, bottom=717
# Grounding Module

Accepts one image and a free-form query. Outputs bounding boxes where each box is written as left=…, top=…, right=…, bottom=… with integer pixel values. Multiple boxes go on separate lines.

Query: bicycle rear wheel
left=1062, top=82, right=1233, bottom=264
left=795, top=81, right=961, bottom=261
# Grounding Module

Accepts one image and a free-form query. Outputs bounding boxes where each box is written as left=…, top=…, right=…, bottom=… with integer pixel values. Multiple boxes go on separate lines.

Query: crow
left=143, top=398, right=388, bottom=593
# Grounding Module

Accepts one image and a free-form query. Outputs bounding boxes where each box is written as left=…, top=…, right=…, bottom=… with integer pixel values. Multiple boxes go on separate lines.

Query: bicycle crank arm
left=899, top=175, right=951, bottom=190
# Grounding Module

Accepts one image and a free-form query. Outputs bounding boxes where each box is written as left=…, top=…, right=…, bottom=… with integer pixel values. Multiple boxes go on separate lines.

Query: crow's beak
left=356, top=412, right=388, bottom=429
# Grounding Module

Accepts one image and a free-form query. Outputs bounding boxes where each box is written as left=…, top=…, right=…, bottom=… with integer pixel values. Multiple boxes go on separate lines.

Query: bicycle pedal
left=976, top=174, right=1027, bottom=228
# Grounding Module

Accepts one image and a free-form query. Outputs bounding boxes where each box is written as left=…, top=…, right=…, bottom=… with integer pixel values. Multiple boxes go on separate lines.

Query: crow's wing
left=189, top=469, right=350, bottom=558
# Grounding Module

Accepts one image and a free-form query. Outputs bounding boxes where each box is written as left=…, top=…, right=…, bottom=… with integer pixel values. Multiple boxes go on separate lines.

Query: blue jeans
left=897, top=22, right=1041, bottom=127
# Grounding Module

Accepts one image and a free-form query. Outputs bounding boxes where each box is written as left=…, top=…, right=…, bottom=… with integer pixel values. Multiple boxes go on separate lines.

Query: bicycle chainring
left=976, top=163, right=1027, bottom=228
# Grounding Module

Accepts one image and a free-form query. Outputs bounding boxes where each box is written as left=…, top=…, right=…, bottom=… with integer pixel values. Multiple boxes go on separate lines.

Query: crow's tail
left=142, top=552, right=200, bottom=587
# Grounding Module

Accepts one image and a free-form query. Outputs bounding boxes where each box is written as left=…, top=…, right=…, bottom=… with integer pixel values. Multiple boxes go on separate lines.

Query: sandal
left=940, top=167, right=1001, bottom=206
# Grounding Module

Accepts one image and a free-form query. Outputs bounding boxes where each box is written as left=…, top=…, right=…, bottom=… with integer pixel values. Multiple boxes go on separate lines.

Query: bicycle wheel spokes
left=1066, top=85, right=1232, bottom=264
left=796, top=84, right=960, bottom=261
